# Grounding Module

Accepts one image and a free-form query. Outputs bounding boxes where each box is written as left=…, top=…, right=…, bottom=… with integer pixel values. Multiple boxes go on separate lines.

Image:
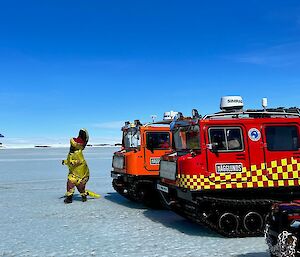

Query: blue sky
left=1, top=0, right=300, bottom=146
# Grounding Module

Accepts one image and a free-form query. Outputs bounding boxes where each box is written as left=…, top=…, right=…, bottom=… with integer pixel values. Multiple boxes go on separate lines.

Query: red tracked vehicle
left=111, top=112, right=176, bottom=207
left=158, top=96, right=300, bottom=237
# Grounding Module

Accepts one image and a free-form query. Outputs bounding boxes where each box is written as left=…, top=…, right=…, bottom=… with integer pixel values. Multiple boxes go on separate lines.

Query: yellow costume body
left=64, top=150, right=89, bottom=185
left=63, top=137, right=90, bottom=197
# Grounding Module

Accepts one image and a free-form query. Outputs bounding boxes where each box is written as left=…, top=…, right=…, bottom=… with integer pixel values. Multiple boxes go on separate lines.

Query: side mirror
left=192, top=109, right=201, bottom=119
left=207, top=143, right=218, bottom=153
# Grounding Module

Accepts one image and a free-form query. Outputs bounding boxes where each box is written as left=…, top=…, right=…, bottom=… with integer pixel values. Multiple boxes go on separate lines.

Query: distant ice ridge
left=0, top=144, right=68, bottom=149
left=0, top=143, right=119, bottom=149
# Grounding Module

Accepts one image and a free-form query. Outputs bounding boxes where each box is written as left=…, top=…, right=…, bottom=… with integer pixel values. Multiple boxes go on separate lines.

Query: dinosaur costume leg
left=76, top=177, right=89, bottom=202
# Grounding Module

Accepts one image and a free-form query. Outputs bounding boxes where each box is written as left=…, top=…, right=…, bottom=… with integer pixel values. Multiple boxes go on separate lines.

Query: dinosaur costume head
left=70, top=128, right=89, bottom=151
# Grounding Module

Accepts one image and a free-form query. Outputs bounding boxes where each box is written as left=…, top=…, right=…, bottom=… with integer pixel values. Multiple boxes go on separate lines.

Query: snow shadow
left=59, top=194, right=99, bottom=202
left=143, top=208, right=220, bottom=237
left=0, top=185, right=14, bottom=190
left=105, top=192, right=220, bottom=237
left=104, top=192, right=148, bottom=209
left=235, top=253, right=269, bottom=257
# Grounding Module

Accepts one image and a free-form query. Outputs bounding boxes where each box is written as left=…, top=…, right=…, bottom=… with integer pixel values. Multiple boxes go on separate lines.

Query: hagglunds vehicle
left=157, top=96, right=300, bottom=237
left=111, top=112, right=177, bottom=207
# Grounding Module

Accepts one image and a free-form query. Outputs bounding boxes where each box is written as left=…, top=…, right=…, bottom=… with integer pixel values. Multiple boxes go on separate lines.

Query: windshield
left=173, top=125, right=200, bottom=151
left=123, top=128, right=141, bottom=148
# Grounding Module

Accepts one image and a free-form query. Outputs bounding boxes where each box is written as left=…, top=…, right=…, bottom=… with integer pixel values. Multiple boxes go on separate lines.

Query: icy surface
left=0, top=148, right=270, bottom=257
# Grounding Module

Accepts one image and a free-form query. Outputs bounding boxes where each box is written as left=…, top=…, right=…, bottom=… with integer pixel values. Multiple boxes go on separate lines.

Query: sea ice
left=0, top=147, right=270, bottom=257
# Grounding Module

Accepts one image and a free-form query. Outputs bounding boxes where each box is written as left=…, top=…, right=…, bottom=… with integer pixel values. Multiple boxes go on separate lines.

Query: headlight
left=112, top=155, right=124, bottom=169
left=160, top=160, right=177, bottom=180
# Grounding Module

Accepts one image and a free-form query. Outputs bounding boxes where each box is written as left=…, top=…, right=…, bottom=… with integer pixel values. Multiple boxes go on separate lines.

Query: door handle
left=236, top=154, right=246, bottom=160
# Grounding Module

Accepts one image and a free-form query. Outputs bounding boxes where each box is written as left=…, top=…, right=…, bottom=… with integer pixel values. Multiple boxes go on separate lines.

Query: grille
left=160, top=160, right=177, bottom=180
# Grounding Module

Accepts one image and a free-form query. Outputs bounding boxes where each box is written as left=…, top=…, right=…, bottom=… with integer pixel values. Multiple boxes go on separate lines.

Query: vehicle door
left=262, top=123, right=300, bottom=182
left=144, top=131, right=171, bottom=171
left=206, top=125, right=250, bottom=183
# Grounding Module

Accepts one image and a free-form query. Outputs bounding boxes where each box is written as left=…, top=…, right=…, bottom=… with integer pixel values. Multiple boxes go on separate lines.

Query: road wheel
left=218, top=212, right=239, bottom=234
left=243, top=211, right=264, bottom=233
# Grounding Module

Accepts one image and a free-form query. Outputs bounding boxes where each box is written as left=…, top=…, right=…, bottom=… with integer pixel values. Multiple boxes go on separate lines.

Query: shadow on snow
left=59, top=193, right=98, bottom=202
left=143, top=208, right=220, bottom=237
left=235, top=253, right=269, bottom=257
left=105, top=192, right=220, bottom=237
left=104, top=192, right=148, bottom=210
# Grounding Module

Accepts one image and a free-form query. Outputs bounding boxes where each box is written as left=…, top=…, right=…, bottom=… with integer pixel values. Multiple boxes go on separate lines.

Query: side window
left=210, top=129, right=226, bottom=151
left=146, top=132, right=170, bottom=149
left=265, top=126, right=299, bottom=151
left=209, top=127, right=243, bottom=152
left=227, top=128, right=243, bottom=150
left=186, top=125, right=201, bottom=150
left=123, top=128, right=140, bottom=148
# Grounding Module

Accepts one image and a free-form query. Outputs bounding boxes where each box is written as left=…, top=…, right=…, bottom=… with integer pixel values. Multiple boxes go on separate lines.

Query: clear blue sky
left=1, top=0, right=300, bottom=145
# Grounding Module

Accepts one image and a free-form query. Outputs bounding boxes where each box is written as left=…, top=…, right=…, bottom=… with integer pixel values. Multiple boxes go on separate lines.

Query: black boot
left=64, top=195, right=73, bottom=204
left=81, top=195, right=87, bottom=202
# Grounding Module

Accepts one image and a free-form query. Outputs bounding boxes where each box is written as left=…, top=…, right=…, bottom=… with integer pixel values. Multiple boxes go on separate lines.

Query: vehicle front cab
left=111, top=118, right=173, bottom=205
left=158, top=111, right=201, bottom=201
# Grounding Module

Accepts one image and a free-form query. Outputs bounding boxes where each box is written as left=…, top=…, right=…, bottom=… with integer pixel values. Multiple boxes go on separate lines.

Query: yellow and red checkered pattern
left=177, top=157, right=300, bottom=191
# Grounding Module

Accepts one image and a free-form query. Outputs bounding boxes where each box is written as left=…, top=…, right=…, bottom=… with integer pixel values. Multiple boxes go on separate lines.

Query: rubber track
left=112, top=180, right=137, bottom=202
left=112, top=179, right=163, bottom=208
left=173, top=196, right=278, bottom=237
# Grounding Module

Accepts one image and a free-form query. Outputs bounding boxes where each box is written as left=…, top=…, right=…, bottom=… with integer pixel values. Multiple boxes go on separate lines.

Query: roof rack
left=203, top=107, right=300, bottom=119
left=144, top=120, right=173, bottom=127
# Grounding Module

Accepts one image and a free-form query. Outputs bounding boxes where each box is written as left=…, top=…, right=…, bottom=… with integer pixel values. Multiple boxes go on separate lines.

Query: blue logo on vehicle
left=248, top=128, right=261, bottom=141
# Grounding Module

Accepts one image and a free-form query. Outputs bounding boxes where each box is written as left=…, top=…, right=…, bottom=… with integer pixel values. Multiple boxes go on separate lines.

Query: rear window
left=265, top=126, right=299, bottom=151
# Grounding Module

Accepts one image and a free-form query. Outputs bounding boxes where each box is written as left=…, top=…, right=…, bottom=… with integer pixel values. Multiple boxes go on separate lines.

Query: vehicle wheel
left=243, top=211, right=264, bottom=233
left=218, top=212, right=239, bottom=234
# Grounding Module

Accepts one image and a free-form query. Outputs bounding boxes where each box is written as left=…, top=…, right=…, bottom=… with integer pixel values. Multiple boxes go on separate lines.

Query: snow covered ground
left=0, top=147, right=270, bottom=257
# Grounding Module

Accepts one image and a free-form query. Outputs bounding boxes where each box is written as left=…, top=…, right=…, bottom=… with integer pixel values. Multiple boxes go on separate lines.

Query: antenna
left=151, top=115, right=157, bottom=123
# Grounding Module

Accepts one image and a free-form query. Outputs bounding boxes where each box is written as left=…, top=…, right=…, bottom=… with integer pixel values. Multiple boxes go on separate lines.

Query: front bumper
left=111, top=171, right=123, bottom=180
